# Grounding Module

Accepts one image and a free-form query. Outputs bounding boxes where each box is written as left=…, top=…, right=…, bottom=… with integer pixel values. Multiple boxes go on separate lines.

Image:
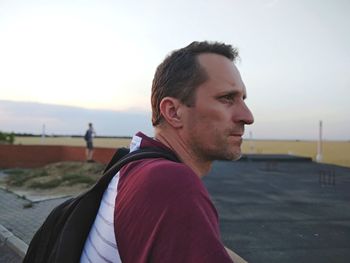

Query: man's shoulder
left=140, top=158, right=196, bottom=180
left=118, top=158, right=208, bottom=212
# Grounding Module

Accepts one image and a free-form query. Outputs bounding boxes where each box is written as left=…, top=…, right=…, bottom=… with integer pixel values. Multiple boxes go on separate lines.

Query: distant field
left=14, top=136, right=350, bottom=168
left=241, top=140, right=350, bottom=168
left=14, top=136, right=131, bottom=148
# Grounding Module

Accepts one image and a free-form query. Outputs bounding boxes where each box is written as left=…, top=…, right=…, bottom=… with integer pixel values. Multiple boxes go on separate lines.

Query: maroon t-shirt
left=114, top=133, right=232, bottom=263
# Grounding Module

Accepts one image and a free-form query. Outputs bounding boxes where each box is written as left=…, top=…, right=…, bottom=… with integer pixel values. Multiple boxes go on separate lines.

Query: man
left=84, top=122, right=96, bottom=162
left=81, top=41, right=254, bottom=262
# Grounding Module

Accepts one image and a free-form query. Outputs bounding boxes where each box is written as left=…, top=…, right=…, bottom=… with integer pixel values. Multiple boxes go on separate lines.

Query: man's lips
left=229, top=132, right=244, bottom=137
left=229, top=134, right=243, bottom=143
left=229, top=128, right=244, bottom=137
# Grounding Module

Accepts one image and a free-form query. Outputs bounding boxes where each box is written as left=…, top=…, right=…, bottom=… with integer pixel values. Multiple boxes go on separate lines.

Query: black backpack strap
left=92, top=146, right=180, bottom=198
left=103, top=147, right=130, bottom=173
left=104, top=146, right=179, bottom=176
left=103, top=146, right=179, bottom=174
left=24, top=146, right=180, bottom=263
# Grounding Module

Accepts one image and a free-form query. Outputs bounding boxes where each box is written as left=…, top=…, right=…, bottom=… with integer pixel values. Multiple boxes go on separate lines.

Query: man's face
left=182, top=53, right=254, bottom=161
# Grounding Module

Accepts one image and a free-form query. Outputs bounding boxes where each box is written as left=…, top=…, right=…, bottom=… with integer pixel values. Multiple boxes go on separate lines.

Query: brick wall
left=0, top=145, right=117, bottom=168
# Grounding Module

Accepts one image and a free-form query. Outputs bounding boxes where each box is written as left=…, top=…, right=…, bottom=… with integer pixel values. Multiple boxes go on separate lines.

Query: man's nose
left=237, top=101, right=254, bottom=125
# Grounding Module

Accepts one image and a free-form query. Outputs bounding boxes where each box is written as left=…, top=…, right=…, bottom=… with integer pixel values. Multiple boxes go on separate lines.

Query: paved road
left=0, top=188, right=70, bottom=263
left=0, top=244, right=22, bottom=263
left=0, top=188, right=70, bottom=245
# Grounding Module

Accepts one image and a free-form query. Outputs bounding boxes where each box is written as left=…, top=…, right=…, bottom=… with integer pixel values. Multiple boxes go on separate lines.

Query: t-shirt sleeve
left=115, top=160, right=233, bottom=263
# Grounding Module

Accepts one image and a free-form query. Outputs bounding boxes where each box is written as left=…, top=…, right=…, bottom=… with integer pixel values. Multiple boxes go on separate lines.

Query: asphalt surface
left=205, top=159, right=350, bottom=263
left=1, top=157, right=350, bottom=263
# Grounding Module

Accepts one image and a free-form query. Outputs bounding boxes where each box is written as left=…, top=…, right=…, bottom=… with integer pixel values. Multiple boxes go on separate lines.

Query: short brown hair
left=151, top=41, right=239, bottom=126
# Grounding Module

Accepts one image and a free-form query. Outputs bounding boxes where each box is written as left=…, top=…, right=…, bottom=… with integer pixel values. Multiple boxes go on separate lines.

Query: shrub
left=0, top=131, right=15, bottom=144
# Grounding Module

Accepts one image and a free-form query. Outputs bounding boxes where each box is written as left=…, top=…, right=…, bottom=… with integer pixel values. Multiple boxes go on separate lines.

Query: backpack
left=23, top=147, right=180, bottom=263
left=83, top=131, right=89, bottom=141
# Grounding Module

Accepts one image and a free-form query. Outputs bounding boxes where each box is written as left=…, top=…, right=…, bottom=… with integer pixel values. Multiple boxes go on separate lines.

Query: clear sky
left=0, top=0, right=349, bottom=140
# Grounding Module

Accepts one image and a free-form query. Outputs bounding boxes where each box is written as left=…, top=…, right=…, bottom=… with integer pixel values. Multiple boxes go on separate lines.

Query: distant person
left=80, top=41, right=254, bottom=262
left=84, top=122, right=96, bottom=162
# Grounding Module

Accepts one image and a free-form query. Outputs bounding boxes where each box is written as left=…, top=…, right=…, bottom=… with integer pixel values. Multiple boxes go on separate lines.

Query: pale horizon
left=1, top=99, right=348, bottom=141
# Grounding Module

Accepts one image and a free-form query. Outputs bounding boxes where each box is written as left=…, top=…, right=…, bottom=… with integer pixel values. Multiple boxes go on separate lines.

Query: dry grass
left=1, top=161, right=105, bottom=197
left=14, top=136, right=350, bottom=168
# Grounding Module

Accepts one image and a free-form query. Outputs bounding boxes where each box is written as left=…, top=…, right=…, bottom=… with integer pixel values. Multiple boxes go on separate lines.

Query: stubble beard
left=189, top=130, right=243, bottom=163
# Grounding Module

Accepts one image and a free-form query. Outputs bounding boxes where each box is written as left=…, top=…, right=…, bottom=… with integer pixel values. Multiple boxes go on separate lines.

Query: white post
left=316, top=120, right=323, bottom=162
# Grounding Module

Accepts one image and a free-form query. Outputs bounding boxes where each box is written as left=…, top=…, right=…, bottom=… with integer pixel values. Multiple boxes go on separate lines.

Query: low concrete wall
left=0, top=145, right=116, bottom=168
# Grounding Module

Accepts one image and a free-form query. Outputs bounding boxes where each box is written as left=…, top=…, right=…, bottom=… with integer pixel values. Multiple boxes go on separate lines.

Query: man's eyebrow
left=216, top=90, right=247, bottom=100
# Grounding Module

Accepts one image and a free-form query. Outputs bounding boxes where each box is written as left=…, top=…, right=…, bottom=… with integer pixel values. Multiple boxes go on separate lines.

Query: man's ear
left=159, top=97, right=184, bottom=128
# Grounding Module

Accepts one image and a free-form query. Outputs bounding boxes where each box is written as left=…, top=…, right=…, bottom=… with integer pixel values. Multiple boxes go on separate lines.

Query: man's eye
left=220, top=95, right=234, bottom=103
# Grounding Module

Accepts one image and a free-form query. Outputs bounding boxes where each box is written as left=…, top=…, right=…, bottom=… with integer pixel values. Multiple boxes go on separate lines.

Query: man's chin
left=231, top=152, right=242, bottom=161
left=205, top=146, right=242, bottom=162
left=220, top=149, right=242, bottom=161
left=227, top=151, right=242, bottom=161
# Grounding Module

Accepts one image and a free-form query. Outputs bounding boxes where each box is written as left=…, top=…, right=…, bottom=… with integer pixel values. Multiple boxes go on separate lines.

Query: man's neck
left=154, top=127, right=212, bottom=178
